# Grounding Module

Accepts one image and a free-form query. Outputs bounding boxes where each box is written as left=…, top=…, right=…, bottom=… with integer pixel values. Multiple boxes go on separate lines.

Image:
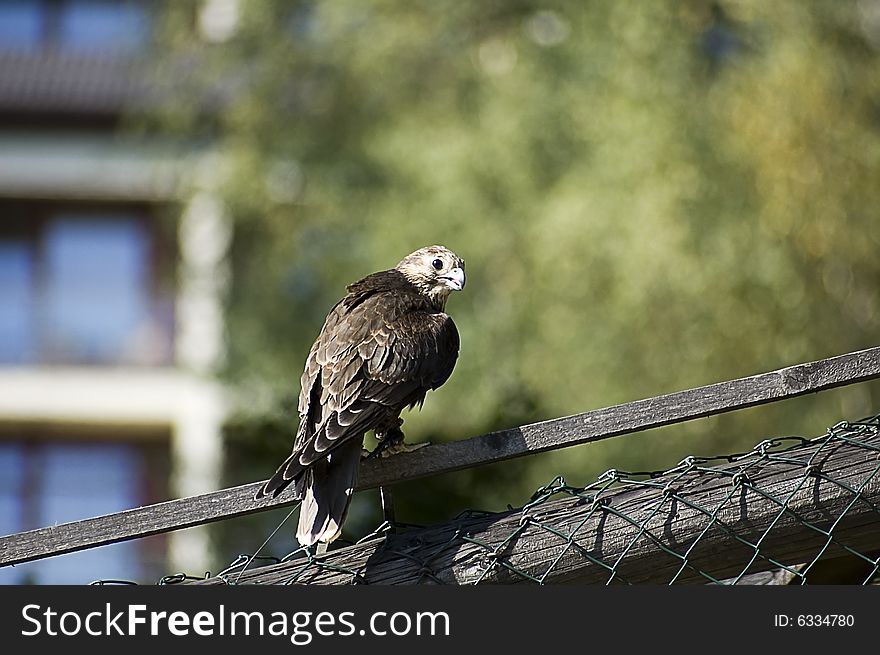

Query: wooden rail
left=2, top=345, right=879, bottom=569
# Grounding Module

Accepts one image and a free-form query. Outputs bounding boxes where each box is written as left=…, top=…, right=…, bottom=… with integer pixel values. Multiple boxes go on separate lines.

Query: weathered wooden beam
left=2, top=345, right=879, bottom=568
left=197, top=429, right=880, bottom=585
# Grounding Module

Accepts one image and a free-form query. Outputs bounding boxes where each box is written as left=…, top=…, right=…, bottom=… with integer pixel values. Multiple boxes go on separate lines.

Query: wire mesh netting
left=94, top=412, right=880, bottom=586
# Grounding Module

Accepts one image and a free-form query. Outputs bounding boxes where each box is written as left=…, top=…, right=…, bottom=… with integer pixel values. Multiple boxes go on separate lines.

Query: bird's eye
left=431, top=258, right=443, bottom=271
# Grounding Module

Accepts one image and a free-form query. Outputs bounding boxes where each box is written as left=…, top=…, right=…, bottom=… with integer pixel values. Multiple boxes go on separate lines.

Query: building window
left=0, top=0, right=152, bottom=54
left=0, top=1, right=43, bottom=51
left=59, top=0, right=151, bottom=52
left=0, top=438, right=168, bottom=584
left=0, top=240, right=35, bottom=363
left=43, top=217, right=153, bottom=364
left=0, top=204, right=174, bottom=366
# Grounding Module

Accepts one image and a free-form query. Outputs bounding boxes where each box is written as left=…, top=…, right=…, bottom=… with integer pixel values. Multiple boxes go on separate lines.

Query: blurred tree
left=154, top=0, right=880, bottom=558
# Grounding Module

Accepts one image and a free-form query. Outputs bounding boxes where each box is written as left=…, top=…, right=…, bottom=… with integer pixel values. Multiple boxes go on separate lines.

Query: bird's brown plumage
left=256, top=245, right=465, bottom=546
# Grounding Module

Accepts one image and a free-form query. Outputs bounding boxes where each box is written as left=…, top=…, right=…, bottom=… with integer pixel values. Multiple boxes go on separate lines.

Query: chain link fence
left=93, top=412, right=880, bottom=585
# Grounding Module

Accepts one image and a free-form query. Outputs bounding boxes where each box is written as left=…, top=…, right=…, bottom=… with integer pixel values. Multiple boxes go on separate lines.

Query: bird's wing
left=289, top=289, right=459, bottom=473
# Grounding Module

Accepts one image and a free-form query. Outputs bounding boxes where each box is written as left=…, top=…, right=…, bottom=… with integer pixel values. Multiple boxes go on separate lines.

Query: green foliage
left=157, top=0, right=880, bottom=551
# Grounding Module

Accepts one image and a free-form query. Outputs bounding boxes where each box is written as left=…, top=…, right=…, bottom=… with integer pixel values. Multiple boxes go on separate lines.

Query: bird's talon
left=377, top=440, right=431, bottom=458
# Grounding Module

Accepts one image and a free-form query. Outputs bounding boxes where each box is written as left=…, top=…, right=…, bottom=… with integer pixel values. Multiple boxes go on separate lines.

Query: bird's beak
left=443, top=267, right=465, bottom=291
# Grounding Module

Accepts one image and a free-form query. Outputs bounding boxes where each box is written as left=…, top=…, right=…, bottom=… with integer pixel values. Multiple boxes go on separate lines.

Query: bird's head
left=396, top=245, right=465, bottom=307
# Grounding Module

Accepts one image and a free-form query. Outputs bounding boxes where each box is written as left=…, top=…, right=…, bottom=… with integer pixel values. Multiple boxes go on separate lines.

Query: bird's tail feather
left=255, top=449, right=306, bottom=500
left=296, top=439, right=362, bottom=547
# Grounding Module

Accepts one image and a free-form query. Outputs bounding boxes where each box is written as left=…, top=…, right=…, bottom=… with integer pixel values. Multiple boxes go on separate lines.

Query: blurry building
left=0, top=0, right=226, bottom=583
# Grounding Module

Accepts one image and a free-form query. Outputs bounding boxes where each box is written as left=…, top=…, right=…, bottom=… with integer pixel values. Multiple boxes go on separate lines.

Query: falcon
left=256, top=245, right=465, bottom=547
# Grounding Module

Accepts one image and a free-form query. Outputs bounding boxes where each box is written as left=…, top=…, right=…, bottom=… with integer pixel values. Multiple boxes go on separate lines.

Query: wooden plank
left=196, top=428, right=880, bottom=585
left=2, top=345, right=879, bottom=568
